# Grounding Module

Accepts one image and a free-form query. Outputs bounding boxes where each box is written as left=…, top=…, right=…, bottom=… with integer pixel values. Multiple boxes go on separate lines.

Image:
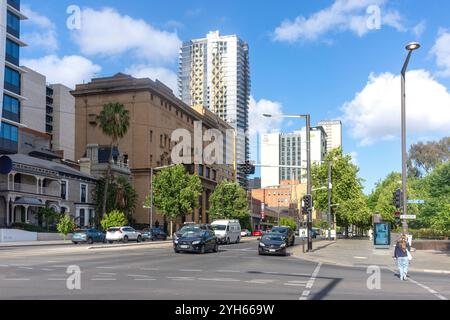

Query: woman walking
left=394, top=235, right=411, bottom=281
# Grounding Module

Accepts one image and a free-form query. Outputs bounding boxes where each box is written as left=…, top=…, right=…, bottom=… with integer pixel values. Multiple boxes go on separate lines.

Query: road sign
left=400, top=215, right=416, bottom=219
left=407, top=200, right=425, bottom=204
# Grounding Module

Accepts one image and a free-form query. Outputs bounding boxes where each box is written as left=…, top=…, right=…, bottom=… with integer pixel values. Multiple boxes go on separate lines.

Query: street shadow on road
left=310, top=277, right=342, bottom=300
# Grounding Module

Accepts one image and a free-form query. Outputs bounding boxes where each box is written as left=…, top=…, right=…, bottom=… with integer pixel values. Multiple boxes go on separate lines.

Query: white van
left=211, top=220, right=241, bottom=244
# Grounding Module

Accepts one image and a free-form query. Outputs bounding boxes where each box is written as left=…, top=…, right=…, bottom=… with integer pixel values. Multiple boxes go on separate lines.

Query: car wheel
left=137, top=235, right=142, bottom=243
left=174, top=247, right=180, bottom=253
left=291, top=238, right=295, bottom=246
left=213, top=243, right=218, bottom=253
left=73, top=242, right=78, bottom=245
left=199, top=244, right=206, bottom=254
left=103, top=238, right=107, bottom=244
left=283, top=249, right=288, bottom=256
left=236, top=237, right=240, bottom=244
left=163, top=237, right=167, bottom=241
left=108, top=240, right=113, bottom=244
left=87, top=237, right=93, bottom=244
left=123, top=236, right=129, bottom=243
left=226, top=238, right=230, bottom=245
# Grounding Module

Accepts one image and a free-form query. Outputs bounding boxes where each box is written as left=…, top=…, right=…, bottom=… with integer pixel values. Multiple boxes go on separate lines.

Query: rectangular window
left=61, top=180, right=67, bottom=200
left=205, top=167, right=210, bottom=179
left=79, top=209, right=85, bottom=227
left=150, top=130, right=153, bottom=142
left=5, top=39, right=19, bottom=65
left=4, top=66, right=21, bottom=91
left=7, top=11, right=20, bottom=37
left=2, top=94, right=20, bottom=122
left=0, top=122, right=18, bottom=142
left=198, top=164, right=204, bottom=177
left=80, top=184, right=87, bottom=203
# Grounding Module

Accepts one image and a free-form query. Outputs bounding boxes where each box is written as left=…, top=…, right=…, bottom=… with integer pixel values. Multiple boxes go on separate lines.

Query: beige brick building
left=72, top=73, right=235, bottom=228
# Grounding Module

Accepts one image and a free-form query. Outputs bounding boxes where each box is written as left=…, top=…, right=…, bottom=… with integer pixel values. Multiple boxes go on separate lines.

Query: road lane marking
left=95, top=266, right=115, bottom=269
left=353, top=256, right=368, bottom=260
left=3, top=278, right=30, bottom=281
left=40, top=268, right=55, bottom=271
left=48, top=278, right=66, bottom=281
left=18, top=267, right=33, bottom=270
left=127, top=274, right=152, bottom=278
left=423, top=269, right=450, bottom=275
left=179, top=269, right=202, bottom=272
left=168, top=277, right=195, bottom=281
left=245, top=279, right=275, bottom=284
left=299, top=262, right=322, bottom=300
left=0, top=265, right=9, bottom=267
left=387, top=267, right=448, bottom=301
left=198, top=278, right=240, bottom=282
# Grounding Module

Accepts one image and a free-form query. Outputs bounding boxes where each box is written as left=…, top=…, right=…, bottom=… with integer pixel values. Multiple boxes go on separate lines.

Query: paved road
left=0, top=238, right=448, bottom=300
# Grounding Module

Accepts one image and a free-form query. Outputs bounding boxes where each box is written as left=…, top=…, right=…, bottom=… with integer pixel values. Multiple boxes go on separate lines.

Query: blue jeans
left=397, top=257, right=409, bottom=279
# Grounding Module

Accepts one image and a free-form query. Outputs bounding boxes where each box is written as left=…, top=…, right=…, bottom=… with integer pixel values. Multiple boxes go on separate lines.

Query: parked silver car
left=106, top=226, right=142, bottom=243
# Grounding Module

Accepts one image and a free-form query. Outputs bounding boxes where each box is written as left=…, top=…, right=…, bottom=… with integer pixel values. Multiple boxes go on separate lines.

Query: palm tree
left=97, top=102, right=130, bottom=221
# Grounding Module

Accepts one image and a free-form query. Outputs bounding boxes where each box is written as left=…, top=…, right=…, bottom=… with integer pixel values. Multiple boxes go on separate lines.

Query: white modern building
left=318, top=120, right=342, bottom=152
left=261, top=127, right=327, bottom=187
left=179, top=31, right=251, bottom=186
left=0, top=0, right=27, bottom=155
left=21, top=67, right=75, bottom=161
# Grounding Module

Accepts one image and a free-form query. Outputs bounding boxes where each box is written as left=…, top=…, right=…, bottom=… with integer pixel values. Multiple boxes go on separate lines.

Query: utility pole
left=306, top=114, right=312, bottom=252
left=327, top=161, right=332, bottom=241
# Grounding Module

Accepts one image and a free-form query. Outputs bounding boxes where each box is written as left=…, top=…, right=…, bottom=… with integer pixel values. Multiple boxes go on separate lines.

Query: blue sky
left=21, top=0, right=450, bottom=194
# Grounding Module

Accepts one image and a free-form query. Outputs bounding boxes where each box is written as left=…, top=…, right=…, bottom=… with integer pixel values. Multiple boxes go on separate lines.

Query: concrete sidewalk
left=290, top=238, right=450, bottom=275
left=0, top=240, right=73, bottom=247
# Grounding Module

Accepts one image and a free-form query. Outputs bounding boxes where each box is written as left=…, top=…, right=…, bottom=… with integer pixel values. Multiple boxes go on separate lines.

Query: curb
left=88, top=240, right=172, bottom=250
left=0, top=241, right=73, bottom=248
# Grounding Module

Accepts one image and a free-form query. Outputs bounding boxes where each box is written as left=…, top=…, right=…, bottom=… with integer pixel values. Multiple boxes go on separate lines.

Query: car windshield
left=211, top=225, right=226, bottom=231
left=74, top=229, right=87, bottom=234
left=181, top=229, right=203, bottom=237
left=262, top=235, right=285, bottom=242
left=271, top=227, right=287, bottom=233
left=108, top=228, right=120, bottom=232
left=179, top=225, right=201, bottom=233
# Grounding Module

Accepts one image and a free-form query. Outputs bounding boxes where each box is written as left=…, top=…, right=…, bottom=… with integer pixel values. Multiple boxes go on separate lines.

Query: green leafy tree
left=144, top=165, right=202, bottom=234
left=209, top=181, right=250, bottom=226
left=97, top=102, right=130, bottom=220
left=280, top=217, right=297, bottom=230
left=311, top=148, right=371, bottom=232
left=56, top=214, right=76, bottom=240
left=100, top=210, right=128, bottom=231
left=407, top=137, right=450, bottom=178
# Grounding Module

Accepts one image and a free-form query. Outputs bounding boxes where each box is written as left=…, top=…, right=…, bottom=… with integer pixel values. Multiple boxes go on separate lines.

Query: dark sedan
left=258, top=234, right=288, bottom=256
left=72, top=229, right=106, bottom=244
left=142, top=227, right=167, bottom=241
left=270, top=226, right=295, bottom=246
left=174, top=228, right=218, bottom=254
left=173, top=223, right=214, bottom=241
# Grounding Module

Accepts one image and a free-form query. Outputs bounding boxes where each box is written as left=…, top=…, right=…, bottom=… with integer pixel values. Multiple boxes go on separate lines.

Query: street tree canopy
left=311, top=148, right=371, bottom=229
left=145, top=165, right=203, bottom=222
left=209, top=181, right=250, bottom=226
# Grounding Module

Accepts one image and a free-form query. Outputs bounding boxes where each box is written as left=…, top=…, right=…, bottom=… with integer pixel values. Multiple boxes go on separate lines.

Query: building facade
left=21, top=67, right=76, bottom=160
left=179, top=31, right=251, bottom=186
left=72, top=73, right=235, bottom=229
left=0, top=0, right=27, bottom=155
left=318, top=120, right=342, bottom=153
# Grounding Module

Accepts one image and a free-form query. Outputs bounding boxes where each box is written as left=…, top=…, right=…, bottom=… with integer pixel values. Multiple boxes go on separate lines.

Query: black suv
left=270, top=226, right=295, bottom=246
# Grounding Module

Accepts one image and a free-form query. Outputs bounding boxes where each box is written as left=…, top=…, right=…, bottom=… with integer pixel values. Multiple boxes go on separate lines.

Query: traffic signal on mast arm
left=238, top=161, right=255, bottom=175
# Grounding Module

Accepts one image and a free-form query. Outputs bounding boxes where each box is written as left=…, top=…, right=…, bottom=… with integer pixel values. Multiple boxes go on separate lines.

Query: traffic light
left=392, top=189, right=402, bottom=208
left=238, top=161, right=255, bottom=175
left=394, top=211, right=401, bottom=225
left=302, top=194, right=313, bottom=212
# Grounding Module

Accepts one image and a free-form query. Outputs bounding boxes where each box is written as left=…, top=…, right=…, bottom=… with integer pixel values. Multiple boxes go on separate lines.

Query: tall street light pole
left=401, top=42, right=420, bottom=234
left=263, top=113, right=312, bottom=251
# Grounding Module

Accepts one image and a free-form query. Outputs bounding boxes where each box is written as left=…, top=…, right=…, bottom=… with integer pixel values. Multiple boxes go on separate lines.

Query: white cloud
left=273, top=0, right=406, bottom=43
left=249, top=96, right=284, bottom=136
left=72, top=7, right=181, bottom=63
left=21, top=5, right=58, bottom=52
left=341, top=70, right=450, bottom=146
left=248, top=97, right=285, bottom=162
left=431, top=29, right=450, bottom=77
left=412, top=21, right=426, bottom=38
left=125, top=65, right=178, bottom=93
left=22, top=55, right=101, bottom=89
